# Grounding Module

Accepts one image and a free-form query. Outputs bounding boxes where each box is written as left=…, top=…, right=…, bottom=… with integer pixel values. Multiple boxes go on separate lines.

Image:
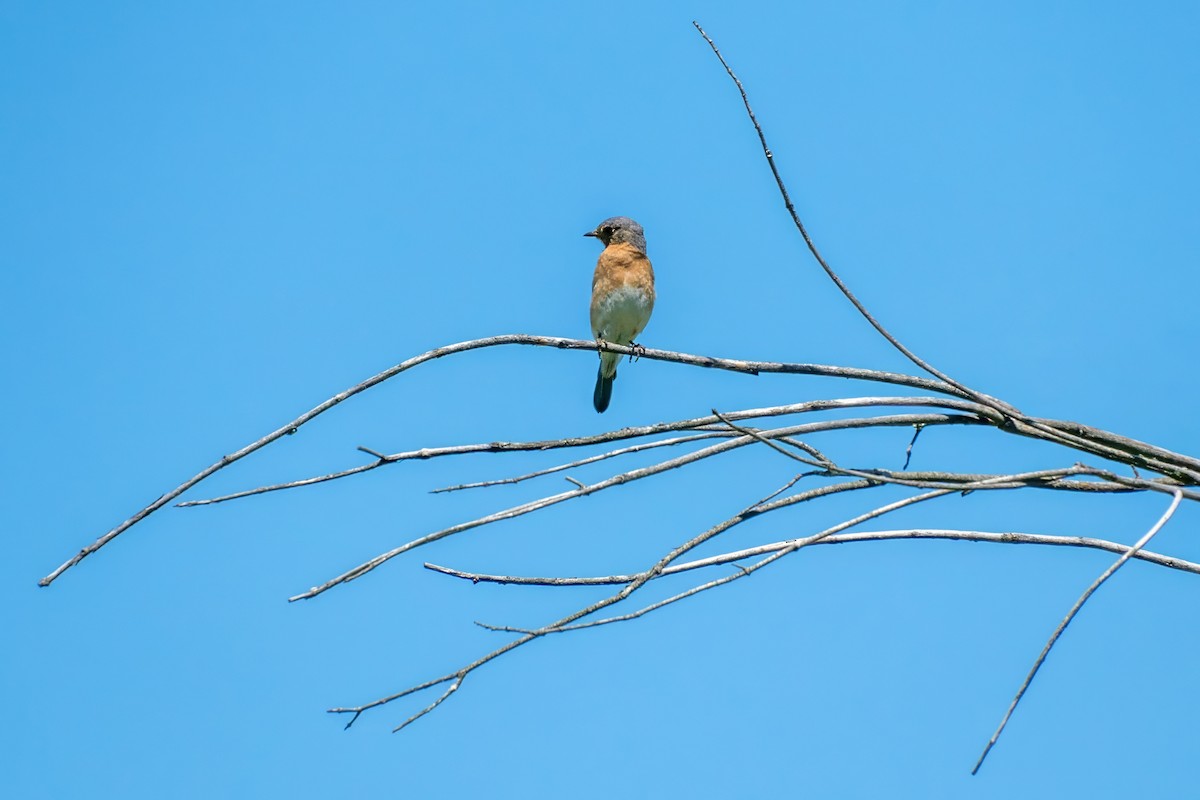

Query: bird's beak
left=583, top=230, right=598, bottom=238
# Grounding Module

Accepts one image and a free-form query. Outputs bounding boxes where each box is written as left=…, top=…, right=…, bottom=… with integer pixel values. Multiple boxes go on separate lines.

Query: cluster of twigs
left=38, top=22, right=1198, bottom=774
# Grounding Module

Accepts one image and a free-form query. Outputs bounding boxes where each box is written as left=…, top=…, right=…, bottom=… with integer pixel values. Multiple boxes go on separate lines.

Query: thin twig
left=184, top=396, right=989, bottom=506
left=430, top=431, right=724, bottom=493
left=492, top=486, right=983, bottom=636
left=333, top=478, right=895, bottom=725
left=521, top=470, right=1122, bottom=635
left=288, top=414, right=979, bottom=602
left=691, top=21, right=1018, bottom=418
left=351, top=468, right=1093, bottom=728
left=714, top=410, right=1117, bottom=497
left=332, top=480, right=803, bottom=726
left=1058, top=425, right=1199, bottom=481
left=903, top=424, right=925, bottom=470
left=1080, top=468, right=1200, bottom=503
left=971, top=490, right=1184, bottom=774
left=39, top=335, right=1197, bottom=593
left=713, top=408, right=831, bottom=468
left=1008, top=418, right=1200, bottom=485
left=690, top=22, right=1200, bottom=487
left=393, top=679, right=461, bottom=733
left=748, top=472, right=818, bottom=510
left=425, top=528, right=1200, bottom=586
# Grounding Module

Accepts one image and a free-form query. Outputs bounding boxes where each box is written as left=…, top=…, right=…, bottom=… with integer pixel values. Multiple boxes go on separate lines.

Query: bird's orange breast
left=590, top=242, right=655, bottom=342
left=591, top=242, right=655, bottom=300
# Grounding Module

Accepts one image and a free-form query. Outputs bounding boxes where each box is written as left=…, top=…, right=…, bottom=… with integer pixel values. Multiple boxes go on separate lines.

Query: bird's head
left=584, top=216, right=646, bottom=252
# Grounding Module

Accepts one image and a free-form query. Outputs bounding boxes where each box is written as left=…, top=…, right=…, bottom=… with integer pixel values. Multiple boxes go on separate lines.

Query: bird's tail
left=593, top=354, right=618, bottom=413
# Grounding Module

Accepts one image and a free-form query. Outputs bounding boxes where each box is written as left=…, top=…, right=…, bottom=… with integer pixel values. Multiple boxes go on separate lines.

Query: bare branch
left=351, top=468, right=1099, bottom=728
left=690, top=22, right=1200, bottom=487
left=748, top=472, right=818, bottom=510
left=430, top=431, right=724, bottom=494
left=40, top=337, right=967, bottom=586
left=1009, top=419, right=1200, bottom=485
left=1076, top=468, right=1200, bottom=503
left=182, top=396, right=989, bottom=506
left=178, top=461, right=383, bottom=507
left=1033, top=420, right=1200, bottom=482
left=631, top=139, right=1200, bottom=749
left=530, top=470, right=1116, bottom=635
left=691, top=21, right=1018, bottom=418
left=43, top=322, right=1199, bottom=588
left=36, top=16, right=1200, bottom=769
left=425, top=528, right=1200, bottom=586
left=491, top=490, right=989, bottom=639
left=331, top=481, right=793, bottom=725
left=328, top=672, right=457, bottom=730
left=333, top=478, right=892, bottom=725
left=288, top=414, right=980, bottom=602
left=971, top=490, right=1184, bottom=774
left=392, top=679, right=461, bottom=733
left=903, top=424, right=925, bottom=470
left=712, top=408, right=831, bottom=469
left=714, top=412, right=1142, bottom=499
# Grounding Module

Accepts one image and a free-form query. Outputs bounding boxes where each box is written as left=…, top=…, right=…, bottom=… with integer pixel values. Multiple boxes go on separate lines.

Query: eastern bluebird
left=585, top=216, right=656, bottom=413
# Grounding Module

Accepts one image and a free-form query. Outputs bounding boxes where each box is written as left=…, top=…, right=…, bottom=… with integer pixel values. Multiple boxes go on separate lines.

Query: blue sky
left=5, top=2, right=1199, bottom=797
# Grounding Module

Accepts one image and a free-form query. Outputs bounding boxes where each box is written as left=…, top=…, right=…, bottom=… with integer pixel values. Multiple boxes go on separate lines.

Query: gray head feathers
left=584, top=216, right=647, bottom=253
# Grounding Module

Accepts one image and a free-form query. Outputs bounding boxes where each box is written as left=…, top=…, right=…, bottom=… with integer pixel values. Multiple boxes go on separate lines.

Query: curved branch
left=690, top=22, right=1200, bottom=486
left=972, top=490, right=1185, bottom=773
left=288, top=413, right=979, bottom=602
left=332, top=478, right=875, bottom=726
left=331, top=476, right=829, bottom=728
left=37, top=337, right=960, bottom=586
left=691, top=21, right=1017, bottom=417
left=429, top=431, right=724, bottom=494
left=42, top=324, right=1199, bottom=587
left=425, top=528, right=1200, bottom=586
left=180, top=389, right=1200, bottom=508
left=339, top=467, right=1105, bottom=728
left=183, top=396, right=991, bottom=506
left=496, top=469, right=1134, bottom=637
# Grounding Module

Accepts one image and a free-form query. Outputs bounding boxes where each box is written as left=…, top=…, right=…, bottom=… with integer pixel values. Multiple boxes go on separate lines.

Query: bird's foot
left=628, top=341, right=647, bottom=363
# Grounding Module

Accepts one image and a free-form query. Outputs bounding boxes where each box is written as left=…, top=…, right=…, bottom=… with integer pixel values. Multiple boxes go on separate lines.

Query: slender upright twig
left=971, top=490, right=1184, bottom=774
left=691, top=21, right=1017, bottom=417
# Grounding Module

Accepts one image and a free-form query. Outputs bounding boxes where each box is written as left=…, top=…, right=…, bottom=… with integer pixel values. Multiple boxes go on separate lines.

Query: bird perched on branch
left=585, top=216, right=656, bottom=413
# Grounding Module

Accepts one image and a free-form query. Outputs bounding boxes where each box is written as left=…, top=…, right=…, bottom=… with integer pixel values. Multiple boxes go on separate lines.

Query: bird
left=585, top=216, right=656, bottom=413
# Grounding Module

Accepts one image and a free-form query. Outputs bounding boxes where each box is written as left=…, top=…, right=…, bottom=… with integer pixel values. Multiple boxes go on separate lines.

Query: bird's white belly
left=593, top=285, right=653, bottom=344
